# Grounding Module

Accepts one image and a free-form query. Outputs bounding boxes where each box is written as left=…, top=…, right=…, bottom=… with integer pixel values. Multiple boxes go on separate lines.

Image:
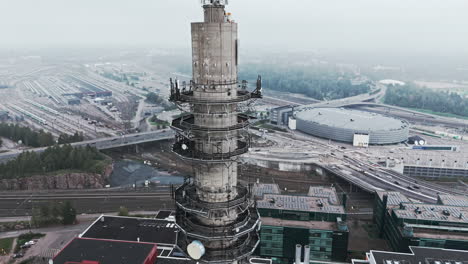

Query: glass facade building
left=254, top=185, right=349, bottom=263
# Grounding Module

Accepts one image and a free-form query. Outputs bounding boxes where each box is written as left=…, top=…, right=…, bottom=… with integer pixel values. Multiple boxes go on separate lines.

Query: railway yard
left=0, top=57, right=173, bottom=141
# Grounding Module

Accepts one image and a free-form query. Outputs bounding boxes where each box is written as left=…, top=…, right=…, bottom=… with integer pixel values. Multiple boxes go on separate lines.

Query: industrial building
left=255, top=184, right=349, bottom=263
left=168, top=0, right=263, bottom=262
left=269, top=105, right=294, bottom=126
left=295, top=108, right=409, bottom=145
left=403, top=165, right=468, bottom=180
left=53, top=214, right=194, bottom=264
left=64, top=95, right=81, bottom=105
left=351, top=246, right=468, bottom=264
left=52, top=214, right=272, bottom=264
left=53, top=237, right=159, bottom=264
left=374, top=191, right=468, bottom=253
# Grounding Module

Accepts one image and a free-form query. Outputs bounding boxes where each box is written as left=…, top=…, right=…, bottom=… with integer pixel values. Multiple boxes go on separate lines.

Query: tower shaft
left=170, top=2, right=262, bottom=263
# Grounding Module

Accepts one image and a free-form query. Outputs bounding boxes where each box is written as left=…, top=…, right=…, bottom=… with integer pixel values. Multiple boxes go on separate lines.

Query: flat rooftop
left=295, top=108, right=408, bottom=131
left=438, top=194, right=468, bottom=207
left=257, top=193, right=345, bottom=214
left=393, top=203, right=468, bottom=224
left=252, top=183, right=281, bottom=199
left=81, top=215, right=179, bottom=246
left=377, top=191, right=412, bottom=208
left=261, top=216, right=339, bottom=231
left=53, top=237, right=156, bottom=264
left=308, top=186, right=340, bottom=205
left=370, top=246, right=468, bottom=264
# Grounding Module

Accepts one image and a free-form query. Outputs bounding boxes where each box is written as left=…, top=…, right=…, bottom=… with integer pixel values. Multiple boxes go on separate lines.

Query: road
left=0, top=130, right=174, bottom=163
left=248, top=128, right=465, bottom=203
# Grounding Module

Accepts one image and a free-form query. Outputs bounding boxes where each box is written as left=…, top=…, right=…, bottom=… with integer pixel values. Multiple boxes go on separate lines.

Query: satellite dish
left=187, top=240, right=205, bottom=260
left=182, top=144, right=188, bottom=150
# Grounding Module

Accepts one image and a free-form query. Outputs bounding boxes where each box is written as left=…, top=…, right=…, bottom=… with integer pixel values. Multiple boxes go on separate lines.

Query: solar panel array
left=383, top=192, right=411, bottom=206
left=426, top=259, right=467, bottom=264
left=252, top=183, right=281, bottom=197
left=438, top=195, right=468, bottom=207
left=394, top=204, right=468, bottom=223
left=258, top=194, right=345, bottom=213
left=308, top=186, right=339, bottom=205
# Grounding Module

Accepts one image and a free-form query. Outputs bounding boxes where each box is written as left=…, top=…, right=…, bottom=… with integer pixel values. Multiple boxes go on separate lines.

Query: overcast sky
left=1, top=0, right=467, bottom=55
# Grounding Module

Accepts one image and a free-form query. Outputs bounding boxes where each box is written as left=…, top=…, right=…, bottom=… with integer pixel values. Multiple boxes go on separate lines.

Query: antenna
left=200, top=0, right=229, bottom=6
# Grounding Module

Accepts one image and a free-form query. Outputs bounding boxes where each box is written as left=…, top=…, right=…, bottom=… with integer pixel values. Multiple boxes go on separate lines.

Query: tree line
left=31, top=201, right=77, bottom=227
left=384, top=84, right=468, bottom=117
left=57, top=132, right=84, bottom=144
left=239, top=64, right=371, bottom=100
left=0, top=123, right=54, bottom=147
left=0, top=144, right=106, bottom=179
left=0, top=123, right=84, bottom=147
left=146, top=92, right=177, bottom=111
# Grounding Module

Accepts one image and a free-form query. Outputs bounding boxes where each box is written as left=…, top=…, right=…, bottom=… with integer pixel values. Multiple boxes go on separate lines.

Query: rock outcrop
left=0, top=163, right=113, bottom=190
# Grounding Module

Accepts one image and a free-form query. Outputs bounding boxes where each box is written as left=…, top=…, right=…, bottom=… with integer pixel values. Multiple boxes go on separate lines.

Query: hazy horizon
left=1, top=0, right=468, bottom=57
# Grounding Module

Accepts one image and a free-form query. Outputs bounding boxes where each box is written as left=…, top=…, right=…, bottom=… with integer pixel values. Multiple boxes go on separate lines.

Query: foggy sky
left=1, top=0, right=468, bottom=55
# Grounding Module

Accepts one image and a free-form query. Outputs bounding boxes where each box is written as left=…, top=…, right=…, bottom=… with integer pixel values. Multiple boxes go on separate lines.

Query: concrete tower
left=169, top=0, right=262, bottom=263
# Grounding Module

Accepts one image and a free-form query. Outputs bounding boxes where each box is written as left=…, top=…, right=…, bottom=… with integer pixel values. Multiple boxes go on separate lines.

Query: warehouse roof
left=53, top=238, right=157, bottom=264
left=295, top=108, right=408, bottom=131
left=80, top=215, right=179, bottom=245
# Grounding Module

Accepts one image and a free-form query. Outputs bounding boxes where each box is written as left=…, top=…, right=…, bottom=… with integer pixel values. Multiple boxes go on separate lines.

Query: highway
left=248, top=128, right=466, bottom=204
left=0, top=188, right=174, bottom=217
left=324, top=154, right=467, bottom=203
left=0, top=130, right=174, bottom=163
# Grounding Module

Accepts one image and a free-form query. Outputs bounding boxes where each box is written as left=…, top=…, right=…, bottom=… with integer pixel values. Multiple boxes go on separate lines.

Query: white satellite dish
left=182, top=144, right=188, bottom=150
left=187, top=240, right=206, bottom=260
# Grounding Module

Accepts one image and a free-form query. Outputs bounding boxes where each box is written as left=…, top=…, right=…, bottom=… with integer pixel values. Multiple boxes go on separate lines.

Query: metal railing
left=176, top=90, right=252, bottom=104
left=173, top=140, right=249, bottom=161
left=176, top=208, right=260, bottom=240
left=171, top=114, right=250, bottom=132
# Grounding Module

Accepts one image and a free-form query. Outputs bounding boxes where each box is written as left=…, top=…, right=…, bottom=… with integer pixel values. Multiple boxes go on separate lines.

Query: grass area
left=408, top=107, right=468, bottom=120
left=0, top=237, right=15, bottom=255
left=14, top=233, right=45, bottom=253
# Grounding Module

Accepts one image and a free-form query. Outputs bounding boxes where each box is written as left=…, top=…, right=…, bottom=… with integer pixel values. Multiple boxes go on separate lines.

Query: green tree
left=61, top=201, right=76, bottom=225
left=118, top=206, right=129, bottom=216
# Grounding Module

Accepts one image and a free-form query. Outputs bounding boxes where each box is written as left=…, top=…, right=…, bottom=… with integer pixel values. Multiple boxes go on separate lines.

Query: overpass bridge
left=0, top=130, right=174, bottom=163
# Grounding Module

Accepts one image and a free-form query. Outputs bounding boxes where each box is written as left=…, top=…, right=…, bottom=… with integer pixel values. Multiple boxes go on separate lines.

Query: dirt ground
left=348, top=218, right=391, bottom=253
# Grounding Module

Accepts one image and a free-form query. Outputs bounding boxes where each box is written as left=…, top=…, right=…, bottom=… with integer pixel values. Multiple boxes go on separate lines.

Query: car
left=12, top=253, right=23, bottom=259
left=413, top=185, right=420, bottom=189
left=20, top=244, right=30, bottom=249
left=393, top=181, right=400, bottom=185
left=407, top=186, right=415, bottom=190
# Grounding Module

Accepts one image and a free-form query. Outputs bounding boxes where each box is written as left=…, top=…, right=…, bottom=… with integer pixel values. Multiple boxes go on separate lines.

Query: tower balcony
left=174, top=90, right=252, bottom=104
left=177, top=229, right=260, bottom=264
left=174, top=183, right=251, bottom=218
left=203, top=232, right=260, bottom=264
left=169, top=78, right=262, bottom=105
left=171, top=113, right=250, bottom=132
left=173, top=138, right=249, bottom=162
left=175, top=206, right=260, bottom=241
